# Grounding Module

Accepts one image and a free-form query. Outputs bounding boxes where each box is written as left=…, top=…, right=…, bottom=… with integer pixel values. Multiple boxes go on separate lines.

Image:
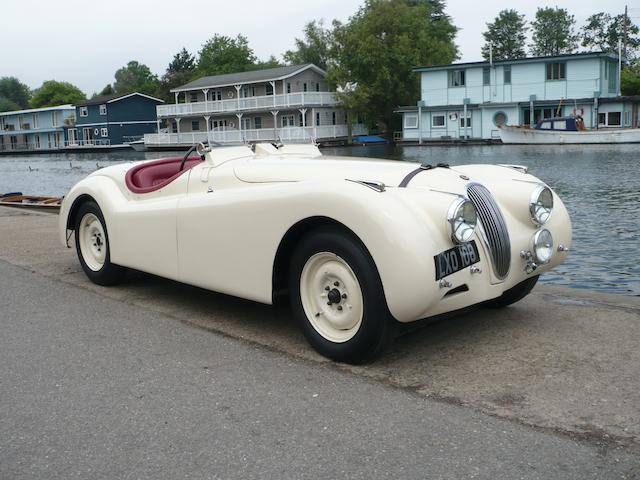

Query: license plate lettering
left=434, top=241, right=480, bottom=280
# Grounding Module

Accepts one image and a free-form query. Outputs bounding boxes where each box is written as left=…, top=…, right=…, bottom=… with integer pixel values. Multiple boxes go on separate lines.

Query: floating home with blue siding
left=71, top=92, right=163, bottom=147
left=397, top=51, right=640, bottom=141
left=0, top=105, right=75, bottom=152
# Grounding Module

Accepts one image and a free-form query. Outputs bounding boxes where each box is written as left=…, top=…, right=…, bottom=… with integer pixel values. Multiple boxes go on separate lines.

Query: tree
left=328, top=0, right=458, bottom=133
left=284, top=20, right=335, bottom=70
left=156, top=48, right=197, bottom=102
left=0, top=97, right=21, bottom=112
left=622, top=64, right=640, bottom=95
left=113, top=61, right=159, bottom=96
left=30, top=80, right=85, bottom=108
left=0, top=77, right=31, bottom=110
left=100, top=84, right=114, bottom=95
left=196, top=34, right=257, bottom=76
left=254, top=55, right=284, bottom=69
left=530, top=7, right=579, bottom=56
left=481, top=9, right=528, bottom=61
left=582, top=12, right=640, bottom=61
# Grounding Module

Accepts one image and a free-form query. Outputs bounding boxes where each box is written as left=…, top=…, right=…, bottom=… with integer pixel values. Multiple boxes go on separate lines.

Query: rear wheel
left=484, top=275, right=539, bottom=308
left=74, top=201, right=124, bottom=286
left=289, top=227, right=394, bottom=364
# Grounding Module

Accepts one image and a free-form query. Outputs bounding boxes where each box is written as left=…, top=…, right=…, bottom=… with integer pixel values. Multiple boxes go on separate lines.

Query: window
left=209, top=90, right=222, bottom=101
left=546, top=62, right=566, bottom=80
left=608, top=62, right=617, bottom=92
left=171, top=121, right=178, bottom=133
left=52, top=112, right=58, bottom=127
left=553, top=120, right=567, bottom=130
left=79, top=106, right=88, bottom=117
left=242, top=117, right=251, bottom=130
left=287, top=83, right=291, bottom=94
left=33, top=113, right=39, bottom=129
left=191, top=120, right=200, bottom=131
left=254, top=117, right=262, bottom=129
left=189, top=92, right=198, bottom=102
left=432, top=114, right=445, bottom=127
left=211, top=119, right=227, bottom=129
left=303, top=83, right=308, bottom=92
left=99, top=104, right=107, bottom=115
left=493, top=111, right=507, bottom=126
left=483, top=67, right=490, bottom=86
left=448, top=69, right=465, bottom=87
left=607, top=112, right=621, bottom=126
left=101, top=127, right=108, bottom=137
left=316, top=112, right=320, bottom=126
left=281, top=115, right=295, bottom=127
left=316, top=83, right=320, bottom=92
left=35, top=135, right=40, bottom=149
left=540, top=121, right=552, bottom=129
left=242, top=86, right=255, bottom=97
left=404, top=113, right=418, bottom=129
left=460, top=115, right=471, bottom=128
left=503, top=65, right=511, bottom=84
left=598, top=113, right=606, bottom=125
left=299, top=114, right=304, bottom=127
left=265, top=84, right=274, bottom=96
left=332, top=112, right=336, bottom=125
left=624, top=111, right=631, bottom=126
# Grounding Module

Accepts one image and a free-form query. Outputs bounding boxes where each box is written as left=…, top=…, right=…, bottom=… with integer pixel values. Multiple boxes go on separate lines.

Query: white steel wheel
left=299, top=252, right=364, bottom=343
left=78, top=213, right=106, bottom=271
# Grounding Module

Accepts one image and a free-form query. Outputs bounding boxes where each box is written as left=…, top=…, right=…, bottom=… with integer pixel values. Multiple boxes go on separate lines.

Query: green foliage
left=481, top=9, right=528, bottom=61
left=30, top=80, right=85, bottom=108
left=0, top=77, right=31, bottom=110
left=530, top=7, right=579, bottom=56
left=0, top=97, right=21, bottom=112
left=621, top=64, right=640, bottom=95
left=284, top=20, right=335, bottom=70
left=582, top=12, right=640, bottom=61
left=156, top=48, right=197, bottom=102
left=196, top=35, right=257, bottom=76
left=167, top=48, right=196, bottom=75
left=100, top=84, right=114, bottom=95
left=328, top=0, right=458, bottom=132
left=254, top=55, right=284, bottom=69
left=113, top=61, right=159, bottom=96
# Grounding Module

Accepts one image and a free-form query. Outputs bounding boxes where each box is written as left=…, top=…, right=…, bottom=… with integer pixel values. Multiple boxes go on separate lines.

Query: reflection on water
left=1, top=144, right=638, bottom=296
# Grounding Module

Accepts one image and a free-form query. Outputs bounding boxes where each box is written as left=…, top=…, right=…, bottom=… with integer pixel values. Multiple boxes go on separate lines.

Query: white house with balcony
left=397, top=51, right=639, bottom=142
left=145, top=63, right=366, bottom=147
left=0, top=105, right=75, bottom=152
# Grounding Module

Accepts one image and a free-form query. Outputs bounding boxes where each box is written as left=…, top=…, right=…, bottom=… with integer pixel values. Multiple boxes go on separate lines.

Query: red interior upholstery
left=125, top=156, right=203, bottom=194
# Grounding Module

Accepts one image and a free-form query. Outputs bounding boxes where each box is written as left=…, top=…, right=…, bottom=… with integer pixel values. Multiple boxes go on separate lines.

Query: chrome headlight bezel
left=529, top=185, right=554, bottom=226
left=532, top=228, right=553, bottom=264
left=447, top=198, right=478, bottom=244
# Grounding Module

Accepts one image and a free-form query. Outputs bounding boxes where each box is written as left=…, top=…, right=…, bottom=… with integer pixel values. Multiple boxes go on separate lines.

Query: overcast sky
left=1, top=0, right=635, bottom=95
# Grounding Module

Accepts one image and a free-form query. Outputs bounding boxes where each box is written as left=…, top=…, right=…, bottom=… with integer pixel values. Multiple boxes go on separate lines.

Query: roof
left=0, top=104, right=75, bottom=117
left=77, top=92, right=164, bottom=106
left=172, top=64, right=325, bottom=92
left=414, top=51, right=621, bottom=73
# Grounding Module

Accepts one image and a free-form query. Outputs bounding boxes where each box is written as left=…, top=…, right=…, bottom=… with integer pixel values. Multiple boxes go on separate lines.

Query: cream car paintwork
left=59, top=144, right=572, bottom=323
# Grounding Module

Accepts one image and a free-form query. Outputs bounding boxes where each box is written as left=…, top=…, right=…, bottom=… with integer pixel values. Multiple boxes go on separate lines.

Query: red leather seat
left=125, top=156, right=203, bottom=194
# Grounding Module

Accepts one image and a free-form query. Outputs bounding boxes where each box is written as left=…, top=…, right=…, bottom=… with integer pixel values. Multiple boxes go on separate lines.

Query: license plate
left=434, top=241, right=480, bottom=280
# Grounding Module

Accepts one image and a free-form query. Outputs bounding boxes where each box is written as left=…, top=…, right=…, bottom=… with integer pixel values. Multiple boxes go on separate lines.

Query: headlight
left=533, top=229, right=553, bottom=264
left=529, top=185, right=554, bottom=225
left=448, top=198, right=477, bottom=243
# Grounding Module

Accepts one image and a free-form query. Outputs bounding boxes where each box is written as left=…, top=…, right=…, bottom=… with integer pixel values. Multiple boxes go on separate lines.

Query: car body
left=60, top=143, right=571, bottom=362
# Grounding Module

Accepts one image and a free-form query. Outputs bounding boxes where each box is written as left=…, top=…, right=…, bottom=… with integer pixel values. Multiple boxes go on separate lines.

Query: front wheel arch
left=66, top=194, right=97, bottom=231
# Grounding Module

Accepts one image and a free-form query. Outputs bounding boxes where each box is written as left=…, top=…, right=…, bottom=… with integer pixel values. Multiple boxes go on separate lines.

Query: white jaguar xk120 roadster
left=60, top=142, right=571, bottom=363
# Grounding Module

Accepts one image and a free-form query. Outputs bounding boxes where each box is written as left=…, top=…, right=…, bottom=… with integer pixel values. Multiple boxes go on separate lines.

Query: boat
left=0, top=192, right=62, bottom=212
left=352, top=135, right=388, bottom=145
left=129, top=140, right=148, bottom=152
left=499, top=116, right=640, bottom=144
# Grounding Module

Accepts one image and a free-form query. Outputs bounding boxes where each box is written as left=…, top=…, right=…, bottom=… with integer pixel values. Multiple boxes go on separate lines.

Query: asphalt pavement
left=1, top=207, right=639, bottom=479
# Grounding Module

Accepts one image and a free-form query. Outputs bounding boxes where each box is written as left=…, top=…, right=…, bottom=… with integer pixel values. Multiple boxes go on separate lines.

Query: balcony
left=157, top=92, right=340, bottom=118
left=144, top=124, right=367, bottom=146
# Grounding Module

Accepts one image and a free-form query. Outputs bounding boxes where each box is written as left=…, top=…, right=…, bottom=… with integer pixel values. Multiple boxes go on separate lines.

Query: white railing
left=144, top=124, right=367, bottom=146
left=65, top=139, right=111, bottom=147
left=157, top=92, right=340, bottom=118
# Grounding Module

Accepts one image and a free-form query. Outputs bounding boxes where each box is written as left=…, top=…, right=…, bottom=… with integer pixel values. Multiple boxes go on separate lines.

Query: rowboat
left=499, top=116, right=640, bottom=144
left=0, top=192, right=62, bottom=212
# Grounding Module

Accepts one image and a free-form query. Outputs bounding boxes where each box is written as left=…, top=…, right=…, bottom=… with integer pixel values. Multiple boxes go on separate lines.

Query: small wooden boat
left=499, top=116, right=640, bottom=144
left=0, top=192, right=62, bottom=212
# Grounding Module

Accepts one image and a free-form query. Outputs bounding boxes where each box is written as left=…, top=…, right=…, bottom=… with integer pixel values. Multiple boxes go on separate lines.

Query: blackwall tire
left=484, top=275, right=539, bottom=309
left=74, top=200, right=124, bottom=286
left=289, top=226, right=394, bottom=364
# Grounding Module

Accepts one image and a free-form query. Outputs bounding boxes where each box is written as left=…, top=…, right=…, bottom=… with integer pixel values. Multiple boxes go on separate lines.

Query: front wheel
left=289, top=227, right=394, bottom=364
left=74, top=200, right=124, bottom=286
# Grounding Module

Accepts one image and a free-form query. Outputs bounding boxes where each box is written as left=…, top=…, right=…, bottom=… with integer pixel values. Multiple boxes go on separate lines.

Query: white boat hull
left=499, top=126, right=640, bottom=144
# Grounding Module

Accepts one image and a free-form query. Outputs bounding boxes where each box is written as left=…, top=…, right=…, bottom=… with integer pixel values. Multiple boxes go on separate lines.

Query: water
left=1, top=144, right=638, bottom=296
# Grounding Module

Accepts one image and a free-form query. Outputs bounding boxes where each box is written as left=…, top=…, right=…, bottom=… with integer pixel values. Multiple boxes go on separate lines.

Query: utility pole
left=623, top=5, right=628, bottom=60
